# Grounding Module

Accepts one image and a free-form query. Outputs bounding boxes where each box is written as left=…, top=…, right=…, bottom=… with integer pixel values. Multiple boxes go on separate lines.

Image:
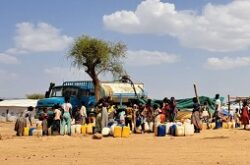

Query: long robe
left=191, top=111, right=202, bottom=130
left=241, top=106, right=249, bottom=125
left=101, top=107, right=108, bottom=129
left=14, top=117, right=27, bottom=136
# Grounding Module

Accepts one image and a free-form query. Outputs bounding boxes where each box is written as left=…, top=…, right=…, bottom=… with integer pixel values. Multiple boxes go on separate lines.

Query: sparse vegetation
left=26, top=93, right=44, bottom=99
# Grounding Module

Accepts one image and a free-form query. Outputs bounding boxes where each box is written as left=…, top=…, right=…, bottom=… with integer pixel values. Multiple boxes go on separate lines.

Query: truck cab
left=36, top=81, right=95, bottom=116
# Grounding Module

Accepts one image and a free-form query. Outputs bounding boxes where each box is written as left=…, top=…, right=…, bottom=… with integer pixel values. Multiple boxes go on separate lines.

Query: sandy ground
left=1, top=122, right=250, bottom=165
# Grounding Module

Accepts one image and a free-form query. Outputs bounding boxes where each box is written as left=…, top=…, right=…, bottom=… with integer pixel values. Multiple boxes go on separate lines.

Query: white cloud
left=205, top=56, right=250, bottom=70
left=13, top=22, right=73, bottom=53
left=126, top=50, right=178, bottom=66
left=103, top=0, right=250, bottom=52
left=0, top=22, right=73, bottom=65
left=0, top=53, right=19, bottom=64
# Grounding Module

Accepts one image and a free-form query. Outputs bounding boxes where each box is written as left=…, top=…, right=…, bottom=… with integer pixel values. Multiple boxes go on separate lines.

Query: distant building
left=0, top=99, right=37, bottom=122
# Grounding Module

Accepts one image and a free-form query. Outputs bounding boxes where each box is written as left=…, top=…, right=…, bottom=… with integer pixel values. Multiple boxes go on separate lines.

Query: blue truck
left=36, top=80, right=145, bottom=115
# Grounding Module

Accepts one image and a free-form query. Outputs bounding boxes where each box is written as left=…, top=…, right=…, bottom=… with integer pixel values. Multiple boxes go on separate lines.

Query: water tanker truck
left=36, top=80, right=145, bottom=115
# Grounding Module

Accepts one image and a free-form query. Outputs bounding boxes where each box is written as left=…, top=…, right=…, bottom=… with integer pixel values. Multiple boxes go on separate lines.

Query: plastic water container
left=175, top=125, right=185, bottom=136
left=122, top=126, right=130, bottom=138
left=170, top=124, right=176, bottom=136
left=75, top=125, right=81, bottom=134
left=157, top=125, right=166, bottom=137
left=144, top=122, right=150, bottom=132
left=32, top=129, right=42, bottom=137
left=202, top=123, right=208, bottom=130
left=114, top=126, right=122, bottom=138
left=110, top=124, right=117, bottom=135
left=102, top=127, right=110, bottom=137
left=71, top=125, right=76, bottom=136
left=222, top=122, right=228, bottom=129
left=87, top=123, right=93, bottom=134
left=144, top=122, right=153, bottom=132
left=184, top=124, right=194, bottom=136
left=136, top=118, right=141, bottom=127
left=209, top=123, right=216, bottom=129
left=231, top=121, right=236, bottom=129
left=227, top=122, right=233, bottom=129
left=29, top=128, right=36, bottom=136
left=24, top=127, right=29, bottom=136
left=215, top=120, right=222, bottom=129
left=165, top=122, right=173, bottom=135
left=81, top=125, right=87, bottom=135
left=36, top=121, right=42, bottom=130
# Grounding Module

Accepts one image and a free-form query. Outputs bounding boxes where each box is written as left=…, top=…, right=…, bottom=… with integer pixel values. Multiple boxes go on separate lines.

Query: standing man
left=213, top=94, right=222, bottom=122
left=215, top=94, right=221, bottom=112
left=6, top=109, right=10, bottom=122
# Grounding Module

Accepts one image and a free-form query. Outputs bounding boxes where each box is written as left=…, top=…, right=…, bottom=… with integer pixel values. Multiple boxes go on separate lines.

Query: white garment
left=22, top=110, right=31, bottom=118
left=54, top=109, right=61, bottom=120
left=62, top=103, right=72, bottom=112
left=215, top=99, right=221, bottom=111
left=80, top=105, right=87, bottom=117
left=202, top=110, right=209, bottom=117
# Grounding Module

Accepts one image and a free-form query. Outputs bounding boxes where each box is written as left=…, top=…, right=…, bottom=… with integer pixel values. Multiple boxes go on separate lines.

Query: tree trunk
left=93, top=77, right=101, bottom=101
left=87, top=67, right=101, bottom=101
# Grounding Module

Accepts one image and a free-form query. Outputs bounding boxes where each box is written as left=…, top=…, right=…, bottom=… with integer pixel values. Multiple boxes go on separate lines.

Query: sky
left=0, top=0, right=250, bottom=100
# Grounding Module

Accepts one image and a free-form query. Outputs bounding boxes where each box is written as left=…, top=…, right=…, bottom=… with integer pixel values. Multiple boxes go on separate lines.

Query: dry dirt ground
left=1, top=122, right=250, bottom=165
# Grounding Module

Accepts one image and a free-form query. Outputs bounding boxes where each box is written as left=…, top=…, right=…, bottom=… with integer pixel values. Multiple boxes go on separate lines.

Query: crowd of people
left=14, top=94, right=250, bottom=136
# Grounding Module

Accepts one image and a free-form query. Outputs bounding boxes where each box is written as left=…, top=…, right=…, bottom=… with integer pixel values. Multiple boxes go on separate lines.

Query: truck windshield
left=50, top=86, right=79, bottom=97
left=50, top=87, right=63, bottom=97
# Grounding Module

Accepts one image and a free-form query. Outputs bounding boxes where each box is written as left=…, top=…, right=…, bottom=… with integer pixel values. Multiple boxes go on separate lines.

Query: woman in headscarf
left=191, top=97, right=202, bottom=133
left=241, top=100, right=249, bottom=129
left=169, top=97, right=178, bottom=122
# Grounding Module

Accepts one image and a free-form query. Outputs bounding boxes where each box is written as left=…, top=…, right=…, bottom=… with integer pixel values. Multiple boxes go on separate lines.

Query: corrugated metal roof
left=0, top=99, right=38, bottom=107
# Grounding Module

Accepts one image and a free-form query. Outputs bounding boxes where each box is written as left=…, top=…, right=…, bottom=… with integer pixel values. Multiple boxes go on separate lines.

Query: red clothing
left=162, top=104, right=170, bottom=120
left=241, top=106, right=249, bottom=125
left=162, top=104, right=169, bottom=115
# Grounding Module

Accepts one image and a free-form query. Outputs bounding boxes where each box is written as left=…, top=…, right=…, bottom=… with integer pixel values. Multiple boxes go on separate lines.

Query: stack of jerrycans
left=114, top=126, right=130, bottom=138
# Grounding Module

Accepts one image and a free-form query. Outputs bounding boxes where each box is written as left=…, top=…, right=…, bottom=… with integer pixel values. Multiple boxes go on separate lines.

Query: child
left=201, top=101, right=211, bottom=129
left=234, top=108, right=241, bottom=128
